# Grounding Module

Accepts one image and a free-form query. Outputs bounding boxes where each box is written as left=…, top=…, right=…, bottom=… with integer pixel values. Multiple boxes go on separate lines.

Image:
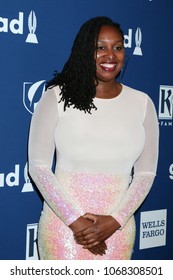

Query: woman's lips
left=100, top=63, right=117, bottom=71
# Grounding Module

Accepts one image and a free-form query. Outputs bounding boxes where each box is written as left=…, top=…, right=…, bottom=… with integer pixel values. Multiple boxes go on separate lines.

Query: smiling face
left=95, top=25, right=125, bottom=83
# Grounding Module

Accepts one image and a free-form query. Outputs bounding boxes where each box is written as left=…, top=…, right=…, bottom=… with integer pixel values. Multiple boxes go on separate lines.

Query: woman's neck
left=95, top=81, right=122, bottom=99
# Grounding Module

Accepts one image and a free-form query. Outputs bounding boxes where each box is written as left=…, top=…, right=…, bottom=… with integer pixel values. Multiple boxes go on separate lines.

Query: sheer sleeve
left=110, top=96, right=159, bottom=228
left=28, top=88, right=81, bottom=225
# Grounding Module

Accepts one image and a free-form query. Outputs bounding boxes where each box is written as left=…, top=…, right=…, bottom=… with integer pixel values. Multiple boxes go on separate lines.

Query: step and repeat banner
left=0, top=0, right=172, bottom=260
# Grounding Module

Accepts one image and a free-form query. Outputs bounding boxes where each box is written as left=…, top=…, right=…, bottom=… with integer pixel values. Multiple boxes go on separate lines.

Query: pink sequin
left=36, top=169, right=136, bottom=259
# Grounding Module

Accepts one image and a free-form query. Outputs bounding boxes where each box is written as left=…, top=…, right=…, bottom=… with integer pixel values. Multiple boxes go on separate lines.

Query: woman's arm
left=28, top=88, right=81, bottom=225
left=74, top=95, right=159, bottom=247
left=111, top=96, right=159, bottom=228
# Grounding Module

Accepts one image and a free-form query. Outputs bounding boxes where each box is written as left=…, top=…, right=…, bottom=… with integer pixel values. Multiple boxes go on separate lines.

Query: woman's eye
left=114, top=46, right=124, bottom=51
left=96, top=45, right=105, bottom=50
left=96, top=45, right=124, bottom=51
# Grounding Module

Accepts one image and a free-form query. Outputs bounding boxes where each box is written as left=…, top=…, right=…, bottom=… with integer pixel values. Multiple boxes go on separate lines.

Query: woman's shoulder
left=35, top=85, right=61, bottom=111
left=122, top=84, right=148, bottom=99
left=45, top=85, right=61, bottom=99
left=37, top=85, right=62, bottom=110
left=122, top=84, right=154, bottom=106
left=122, top=84, right=157, bottom=120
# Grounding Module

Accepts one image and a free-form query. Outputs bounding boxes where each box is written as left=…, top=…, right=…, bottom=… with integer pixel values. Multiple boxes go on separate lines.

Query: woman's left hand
left=74, top=213, right=121, bottom=249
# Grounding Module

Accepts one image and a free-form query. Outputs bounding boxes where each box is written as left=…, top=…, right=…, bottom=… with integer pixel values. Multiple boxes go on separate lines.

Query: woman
left=28, top=16, right=159, bottom=259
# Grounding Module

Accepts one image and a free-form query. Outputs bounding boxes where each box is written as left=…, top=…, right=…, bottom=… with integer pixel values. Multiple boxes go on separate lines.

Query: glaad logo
left=26, top=223, right=39, bottom=260
left=158, top=85, right=173, bottom=126
left=133, top=28, right=142, bottom=55
left=139, top=209, right=167, bottom=250
left=0, top=164, right=19, bottom=188
left=0, top=11, right=38, bottom=44
left=0, top=163, right=34, bottom=192
left=124, top=27, right=143, bottom=56
left=169, top=163, right=173, bottom=180
left=26, top=11, right=38, bottom=44
left=21, top=162, right=34, bottom=193
left=23, top=80, right=46, bottom=114
left=0, top=12, right=23, bottom=34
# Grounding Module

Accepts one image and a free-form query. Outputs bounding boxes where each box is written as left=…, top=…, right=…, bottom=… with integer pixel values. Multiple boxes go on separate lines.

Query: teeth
left=100, top=63, right=116, bottom=68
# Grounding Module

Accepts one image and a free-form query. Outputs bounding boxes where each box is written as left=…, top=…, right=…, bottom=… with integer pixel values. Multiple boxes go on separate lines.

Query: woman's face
left=95, top=25, right=125, bottom=83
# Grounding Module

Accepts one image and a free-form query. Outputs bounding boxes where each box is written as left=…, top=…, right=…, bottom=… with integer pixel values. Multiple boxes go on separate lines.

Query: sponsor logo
left=169, top=163, right=173, bottom=180
left=124, top=27, right=143, bottom=56
left=26, top=223, right=39, bottom=260
left=0, top=11, right=38, bottom=44
left=158, top=85, right=173, bottom=126
left=0, top=164, right=19, bottom=188
left=23, top=80, right=46, bottom=114
left=139, top=209, right=167, bottom=249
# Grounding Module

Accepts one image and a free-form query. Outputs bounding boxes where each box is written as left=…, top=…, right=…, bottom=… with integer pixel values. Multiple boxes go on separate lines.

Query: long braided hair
left=46, top=16, right=124, bottom=113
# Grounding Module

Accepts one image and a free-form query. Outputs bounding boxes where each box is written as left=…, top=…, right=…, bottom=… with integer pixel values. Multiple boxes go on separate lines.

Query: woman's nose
left=106, top=48, right=116, bottom=59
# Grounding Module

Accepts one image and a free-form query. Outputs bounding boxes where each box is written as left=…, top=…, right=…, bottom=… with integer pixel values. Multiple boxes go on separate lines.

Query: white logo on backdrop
left=0, top=164, right=19, bottom=188
left=124, top=27, right=143, bottom=56
left=133, top=28, right=142, bottom=55
left=169, top=163, right=173, bottom=180
left=158, top=85, right=173, bottom=126
left=0, top=12, right=23, bottom=34
left=23, top=80, right=46, bottom=114
left=26, top=11, right=38, bottom=44
left=139, top=209, right=167, bottom=250
left=0, top=11, right=38, bottom=43
left=26, top=223, right=39, bottom=260
left=0, top=162, right=35, bottom=192
left=21, top=163, right=34, bottom=193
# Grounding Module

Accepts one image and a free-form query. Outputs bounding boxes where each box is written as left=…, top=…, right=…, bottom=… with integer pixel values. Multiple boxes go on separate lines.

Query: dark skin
left=72, top=214, right=121, bottom=250
left=69, top=25, right=124, bottom=254
left=69, top=216, right=107, bottom=255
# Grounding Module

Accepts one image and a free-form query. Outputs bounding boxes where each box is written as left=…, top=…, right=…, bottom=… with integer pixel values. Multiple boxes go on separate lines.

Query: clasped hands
left=69, top=213, right=121, bottom=256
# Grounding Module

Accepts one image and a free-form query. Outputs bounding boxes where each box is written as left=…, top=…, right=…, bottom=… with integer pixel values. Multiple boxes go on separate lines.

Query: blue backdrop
left=0, top=0, right=172, bottom=260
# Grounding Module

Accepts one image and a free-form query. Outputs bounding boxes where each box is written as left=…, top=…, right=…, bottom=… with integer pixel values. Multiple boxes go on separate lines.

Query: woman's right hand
left=69, top=216, right=107, bottom=256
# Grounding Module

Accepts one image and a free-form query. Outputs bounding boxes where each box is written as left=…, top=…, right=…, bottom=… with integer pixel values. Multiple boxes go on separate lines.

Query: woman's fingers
left=87, top=242, right=107, bottom=255
left=83, top=241, right=100, bottom=249
left=74, top=230, right=96, bottom=243
left=83, top=213, right=98, bottom=223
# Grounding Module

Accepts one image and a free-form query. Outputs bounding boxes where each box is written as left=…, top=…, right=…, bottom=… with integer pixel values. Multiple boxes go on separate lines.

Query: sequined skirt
left=37, top=170, right=136, bottom=260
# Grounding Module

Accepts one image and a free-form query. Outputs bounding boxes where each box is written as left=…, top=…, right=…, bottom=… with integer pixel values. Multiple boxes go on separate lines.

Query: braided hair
left=46, top=16, right=124, bottom=113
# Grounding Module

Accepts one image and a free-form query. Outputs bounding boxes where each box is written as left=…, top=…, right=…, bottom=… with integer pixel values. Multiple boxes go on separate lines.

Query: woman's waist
left=55, top=168, right=130, bottom=188
left=54, top=169, right=130, bottom=212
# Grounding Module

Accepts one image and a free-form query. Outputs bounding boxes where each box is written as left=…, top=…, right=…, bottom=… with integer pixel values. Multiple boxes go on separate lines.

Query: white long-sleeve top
left=28, top=84, right=159, bottom=228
